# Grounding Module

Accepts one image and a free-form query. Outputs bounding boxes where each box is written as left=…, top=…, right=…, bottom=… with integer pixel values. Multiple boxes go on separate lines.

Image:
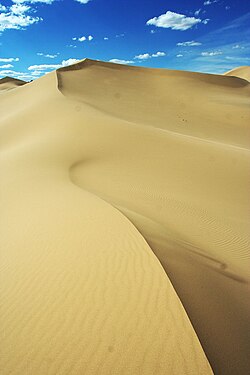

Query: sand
left=0, top=77, right=27, bottom=93
left=0, top=59, right=249, bottom=374
left=224, top=66, right=250, bottom=81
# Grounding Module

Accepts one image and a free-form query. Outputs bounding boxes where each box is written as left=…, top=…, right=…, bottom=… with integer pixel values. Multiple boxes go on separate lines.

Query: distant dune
left=0, top=76, right=27, bottom=92
left=224, top=66, right=250, bottom=81
left=0, top=59, right=249, bottom=375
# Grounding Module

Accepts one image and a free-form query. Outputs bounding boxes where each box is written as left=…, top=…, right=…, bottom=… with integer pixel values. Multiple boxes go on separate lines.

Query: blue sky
left=0, top=0, right=250, bottom=81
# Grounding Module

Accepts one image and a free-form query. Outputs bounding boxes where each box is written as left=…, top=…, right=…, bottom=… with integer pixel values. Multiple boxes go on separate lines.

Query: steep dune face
left=0, top=76, right=27, bottom=92
left=0, top=59, right=249, bottom=375
left=58, top=60, right=250, bottom=375
left=224, top=66, right=250, bottom=81
left=0, top=68, right=212, bottom=374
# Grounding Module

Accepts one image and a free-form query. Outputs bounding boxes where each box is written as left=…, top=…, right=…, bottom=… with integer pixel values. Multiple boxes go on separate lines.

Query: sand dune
left=1, top=59, right=249, bottom=374
left=224, top=66, right=250, bottom=81
left=0, top=77, right=27, bottom=92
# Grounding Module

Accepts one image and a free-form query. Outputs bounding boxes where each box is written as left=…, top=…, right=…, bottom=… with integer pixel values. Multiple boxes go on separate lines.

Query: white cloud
left=134, top=51, right=166, bottom=60
left=146, top=11, right=203, bottom=31
left=0, top=4, right=7, bottom=11
left=28, top=63, right=61, bottom=70
left=232, top=44, right=245, bottom=49
left=201, top=51, right=222, bottom=56
left=0, top=1, right=56, bottom=32
left=104, top=37, right=108, bottom=40
left=109, top=59, right=134, bottom=65
left=225, top=6, right=230, bottom=10
left=73, top=35, right=93, bottom=42
left=194, top=9, right=201, bottom=16
left=28, top=58, right=80, bottom=71
left=176, top=54, right=183, bottom=58
left=12, top=1, right=56, bottom=4
left=204, top=0, right=218, bottom=5
left=61, top=58, right=79, bottom=66
left=0, top=10, right=40, bottom=32
left=152, top=51, right=166, bottom=57
left=10, top=3, right=30, bottom=15
left=37, top=52, right=58, bottom=58
left=0, top=64, right=14, bottom=68
left=75, top=0, right=91, bottom=4
left=177, top=40, right=202, bottom=46
left=0, top=69, right=34, bottom=81
left=135, top=53, right=151, bottom=60
left=0, top=57, right=19, bottom=62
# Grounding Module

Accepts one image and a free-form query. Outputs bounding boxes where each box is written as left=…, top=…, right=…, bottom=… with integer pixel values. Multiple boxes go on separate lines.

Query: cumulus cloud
left=134, top=51, right=166, bottom=60
left=0, top=0, right=56, bottom=32
left=134, top=53, right=151, bottom=60
left=73, top=35, right=93, bottom=42
left=109, top=59, right=134, bottom=65
left=201, top=51, right=222, bottom=56
left=176, top=54, right=183, bottom=58
left=177, top=40, right=202, bottom=46
left=10, top=3, right=31, bottom=15
left=28, top=63, right=60, bottom=70
left=0, top=64, right=14, bottom=68
left=0, top=57, right=19, bottom=62
left=0, top=9, right=40, bottom=32
left=152, top=51, right=166, bottom=57
left=0, top=69, right=36, bottom=81
left=146, top=11, right=203, bottom=31
left=28, top=58, right=80, bottom=71
left=104, top=37, right=108, bottom=40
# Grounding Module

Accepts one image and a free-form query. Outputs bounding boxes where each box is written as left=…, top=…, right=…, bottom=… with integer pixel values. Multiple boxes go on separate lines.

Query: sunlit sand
left=0, top=60, right=249, bottom=375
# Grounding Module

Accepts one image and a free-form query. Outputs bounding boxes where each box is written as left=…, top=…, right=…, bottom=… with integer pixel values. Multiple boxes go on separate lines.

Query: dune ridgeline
left=0, top=60, right=250, bottom=375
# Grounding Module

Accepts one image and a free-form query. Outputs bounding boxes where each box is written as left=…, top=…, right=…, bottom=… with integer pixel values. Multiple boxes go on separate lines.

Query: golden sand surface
left=1, top=60, right=250, bottom=374
left=224, top=65, right=250, bottom=81
left=0, top=77, right=26, bottom=92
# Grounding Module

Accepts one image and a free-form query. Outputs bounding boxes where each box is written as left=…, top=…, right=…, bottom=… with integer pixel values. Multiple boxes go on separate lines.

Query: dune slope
left=1, top=59, right=250, bottom=374
left=224, top=66, right=250, bottom=81
left=58, top=60, right=250, bottom=375
left=0, top=76, right=27, bottom=92
left=0, top=65, right=212, bottom=374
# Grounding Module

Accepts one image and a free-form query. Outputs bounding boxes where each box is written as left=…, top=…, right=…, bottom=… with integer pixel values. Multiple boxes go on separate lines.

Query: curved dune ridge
left=224, top=66, right=250, bottom=81
left=0, top=59, right=249, bottom=374
left=0, top=76, right=27, bottom=92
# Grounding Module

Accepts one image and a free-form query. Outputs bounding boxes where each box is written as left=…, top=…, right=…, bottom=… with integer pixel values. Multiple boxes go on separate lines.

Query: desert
left=0, top=59, right=249, bottom=374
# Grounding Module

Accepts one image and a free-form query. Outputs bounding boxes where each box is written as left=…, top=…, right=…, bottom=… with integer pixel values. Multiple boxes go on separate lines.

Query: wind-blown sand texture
left=1, top=60, right=250, bottom=375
